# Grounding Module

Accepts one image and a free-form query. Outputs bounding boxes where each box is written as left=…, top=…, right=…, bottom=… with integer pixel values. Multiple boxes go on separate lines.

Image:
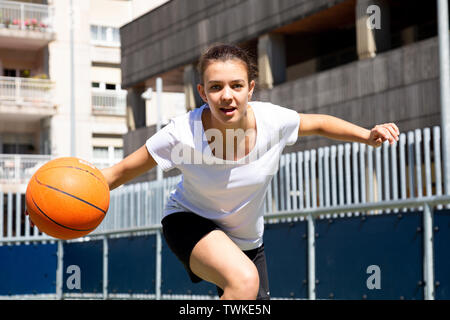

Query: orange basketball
left=25, top=157, right=110, bottom=240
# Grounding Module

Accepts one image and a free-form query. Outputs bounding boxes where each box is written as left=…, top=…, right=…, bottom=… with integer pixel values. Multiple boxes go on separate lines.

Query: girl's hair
left=197, top=43, right=258, bottom=85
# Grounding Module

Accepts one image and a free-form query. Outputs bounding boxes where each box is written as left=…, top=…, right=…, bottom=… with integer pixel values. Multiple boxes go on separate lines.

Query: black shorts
left=161, top=211, right=270, bottom=300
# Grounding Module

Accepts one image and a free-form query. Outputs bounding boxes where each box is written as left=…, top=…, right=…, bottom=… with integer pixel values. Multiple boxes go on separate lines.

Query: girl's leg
left=189, top=229, right=260, bottom=300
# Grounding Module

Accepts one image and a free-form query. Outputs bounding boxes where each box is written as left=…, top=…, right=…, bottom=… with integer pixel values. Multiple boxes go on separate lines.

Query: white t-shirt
left=146, top=101, right=300, bottom=250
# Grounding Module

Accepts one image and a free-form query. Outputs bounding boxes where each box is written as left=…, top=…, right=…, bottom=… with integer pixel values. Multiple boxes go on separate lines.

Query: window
left=92, top=146, right=123, bottom=169
left=91, top=82, right=100, bottom=88
left=105, top=83, right=116, bottom=90
left=114, top=147, right=123, bottom=160
left=113, top=28, right=120, bottom=43
left=93, top=146, right=109, bottom=159
left=3, top=69, right=16, bottom=77
left=20, top=69, right=30, bottom=78
left=90, top=25, right=98, bottom=40
left=90, top=24, right=120, bottom=45
left=0, top=133, right=34, bottom=154
left=93, top=146, right=122, bottom=160
left=3, top=69, right=31, bottom=78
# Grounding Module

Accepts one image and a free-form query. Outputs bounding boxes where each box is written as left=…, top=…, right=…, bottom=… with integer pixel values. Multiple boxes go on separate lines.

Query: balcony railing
left=91, top=90, right=127, bottom=116
left=0, top=0, right=54, bottom=32
left=0, top=76, right=54, bottom=107
left=0, top=154, right=120, bottom=185
left=0, top=154, right=51, bottom=185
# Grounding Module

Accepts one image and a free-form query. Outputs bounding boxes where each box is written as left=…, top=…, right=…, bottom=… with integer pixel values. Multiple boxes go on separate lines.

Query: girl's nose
left=221, top=86, right=233, bottom=101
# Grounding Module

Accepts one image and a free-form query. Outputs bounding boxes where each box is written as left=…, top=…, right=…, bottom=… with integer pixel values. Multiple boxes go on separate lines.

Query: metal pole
left=69, top=0, right=75, bottom=157
left=307, top=214, right=316, bottom=300
left=423, top=203, right=435, bottom=300
left=56, top=240, right=64, bottom=300
left=103, top=236, right=109, bottom=300
left=438, top=0, right=450, bottom=197
left=156, top=77, right=163, bottom=181
left=155, top=229, right=162, bottom=300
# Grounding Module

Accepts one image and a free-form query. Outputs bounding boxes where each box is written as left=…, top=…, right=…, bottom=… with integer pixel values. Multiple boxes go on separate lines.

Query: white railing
left=0, top=0, right=54, bottom=32
left=91, top=90, right=127, bottom=116
left=0, top=154, right=51, bottom=185
left=0, top=154, right=120, bottom=184
left=0, top=76, right=54, bottom=106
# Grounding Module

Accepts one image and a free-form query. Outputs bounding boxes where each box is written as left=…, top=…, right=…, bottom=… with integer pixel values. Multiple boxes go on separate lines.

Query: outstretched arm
left=298, top=113, right=399, bottom=147
left=101, top=145, right=157, bottom=190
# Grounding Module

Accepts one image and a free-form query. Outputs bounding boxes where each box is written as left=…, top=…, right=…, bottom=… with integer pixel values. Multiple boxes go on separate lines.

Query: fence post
left=103, top=236, right=109, bottom=300
left=20, top=3, right=25, bottom=30
left=438, top=0, right=450, bottom=200
left=423, top=203, right=435, bottom=300
left=56, top=240, right=64, bottom=299
left=156, top=229, right=162, bottom=300
left=307, top=214, right=316, bottom=300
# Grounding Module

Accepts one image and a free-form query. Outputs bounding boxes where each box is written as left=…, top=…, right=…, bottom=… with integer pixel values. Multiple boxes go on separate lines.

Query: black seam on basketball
left=31, top=196, right=96, bottom=232
left=39, top=165, right=109, bottom=191
left=34, top=176, right=107, bottom=215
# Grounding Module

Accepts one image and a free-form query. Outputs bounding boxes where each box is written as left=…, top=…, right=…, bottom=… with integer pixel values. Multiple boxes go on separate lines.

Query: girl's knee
left=222, top=265, right=259, bottom=300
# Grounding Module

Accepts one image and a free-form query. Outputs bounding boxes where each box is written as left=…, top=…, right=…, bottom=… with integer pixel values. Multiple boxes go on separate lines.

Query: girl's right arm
left=101, top=145, right=158, bottom=190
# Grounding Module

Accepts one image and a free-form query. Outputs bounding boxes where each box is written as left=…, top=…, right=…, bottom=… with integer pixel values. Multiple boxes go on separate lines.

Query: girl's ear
left=248, top=80, right=255, bottom=100
left=197, top=84, right=208, bottom=103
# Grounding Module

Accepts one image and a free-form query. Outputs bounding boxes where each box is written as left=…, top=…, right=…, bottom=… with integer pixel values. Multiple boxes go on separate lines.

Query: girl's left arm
left=298, top=113, right=400, bottom=148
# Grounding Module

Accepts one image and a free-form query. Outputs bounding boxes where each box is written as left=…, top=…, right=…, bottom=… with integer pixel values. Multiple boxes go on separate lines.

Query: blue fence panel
left=315, top=212, right=423, bottom=300
left=0, top=242, right=57, bottom=295
left=264, top=221, right=308, bottom=299
left=108, top=235, right=156, bottom=294
left=434, top=209, right=450, bottom=300
left=161, top=237, right=217, bottom=297
left=63, top=240, right=103, bottom=294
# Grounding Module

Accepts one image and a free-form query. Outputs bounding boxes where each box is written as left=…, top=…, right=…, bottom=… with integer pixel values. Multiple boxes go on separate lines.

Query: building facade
left=0, top=0, right=173, bottom=193
left=120, top=0, right=440, bottom=182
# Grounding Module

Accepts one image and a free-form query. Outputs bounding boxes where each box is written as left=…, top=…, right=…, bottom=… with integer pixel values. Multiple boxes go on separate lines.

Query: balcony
left=0, top=154, right=119, bottom=191
left=0, top=0, right=55, bottom=50
left=91, top=90, right=127, bottom=116
left=90, top=45, right=121, bottom=64
left=0, top=76, right=56, bottom=119
left=0, top=154, right=50, bottom=191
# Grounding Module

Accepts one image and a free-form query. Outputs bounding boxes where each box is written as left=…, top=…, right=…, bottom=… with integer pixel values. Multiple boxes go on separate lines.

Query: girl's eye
left=232, top=84, right=243, bottom=89
left=210, top=85, right=221, bottom=90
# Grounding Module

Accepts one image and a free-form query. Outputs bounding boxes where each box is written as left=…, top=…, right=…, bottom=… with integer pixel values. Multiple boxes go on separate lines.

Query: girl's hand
left=368, top=123, right=400, bottom=147
left=24, top=207, right=35, bottom=228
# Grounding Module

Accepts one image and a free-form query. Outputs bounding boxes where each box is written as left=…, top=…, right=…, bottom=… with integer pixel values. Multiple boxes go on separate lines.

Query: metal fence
left=0, top=126, right=448, bottom=300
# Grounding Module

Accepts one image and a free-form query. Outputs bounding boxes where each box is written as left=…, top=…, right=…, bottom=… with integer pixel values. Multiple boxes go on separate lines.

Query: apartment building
left=0, top=0, right=174, bottom=193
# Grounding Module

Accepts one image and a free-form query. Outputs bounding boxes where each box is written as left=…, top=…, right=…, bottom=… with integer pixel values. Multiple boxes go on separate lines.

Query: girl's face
left=197, top=59, right=255, bottom=127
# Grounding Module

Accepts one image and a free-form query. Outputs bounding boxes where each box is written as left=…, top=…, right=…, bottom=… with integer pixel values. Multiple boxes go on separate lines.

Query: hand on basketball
left=368, top=123, right=400, bottom=147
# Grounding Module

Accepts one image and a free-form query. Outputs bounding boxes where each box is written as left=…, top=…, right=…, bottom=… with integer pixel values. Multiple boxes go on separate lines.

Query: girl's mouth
left=220, top=107, right=237, bottom=115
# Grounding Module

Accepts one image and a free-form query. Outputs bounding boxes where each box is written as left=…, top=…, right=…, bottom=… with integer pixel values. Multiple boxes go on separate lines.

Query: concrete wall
left=255, top=35, right=440, bottom=153
left=120, top=0, right=345, bottom=88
